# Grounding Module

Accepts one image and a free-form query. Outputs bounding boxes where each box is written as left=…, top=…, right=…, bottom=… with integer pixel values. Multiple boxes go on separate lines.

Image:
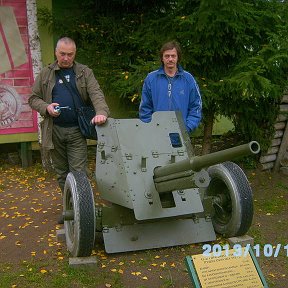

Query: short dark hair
left=159, top=41, right=182, bottom=62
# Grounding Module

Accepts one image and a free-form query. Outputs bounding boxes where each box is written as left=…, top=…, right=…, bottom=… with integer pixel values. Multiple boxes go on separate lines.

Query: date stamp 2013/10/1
left=202, top=243, right=288, bottom=258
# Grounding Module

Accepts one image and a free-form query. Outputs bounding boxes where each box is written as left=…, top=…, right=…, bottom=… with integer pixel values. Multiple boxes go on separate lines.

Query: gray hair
left=56, top=37, right=76, bottom=50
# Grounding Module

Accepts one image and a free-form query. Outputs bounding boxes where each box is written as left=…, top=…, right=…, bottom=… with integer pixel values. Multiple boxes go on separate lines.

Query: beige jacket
left=29, top=61, right=110, bottom=149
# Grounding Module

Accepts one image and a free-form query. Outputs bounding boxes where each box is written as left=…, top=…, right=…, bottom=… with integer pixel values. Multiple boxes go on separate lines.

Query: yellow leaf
left=118, top=261, right=124, bottom=265
left=105, top=284, right=112, bottom=288
left=40, top=269, right=48, bottom=274
left=151, top=263, right=157, bottom=267
left=160, top=262, right=166, bottom=267
left=118, top=269, right=124, bottom=274
left=154, top=255, right=160, bottom=259
left=170, top=263, right=176, bottom=267
left=111, top=268, right=117, bottom=272
left=142, top=276, right=148, bottom=280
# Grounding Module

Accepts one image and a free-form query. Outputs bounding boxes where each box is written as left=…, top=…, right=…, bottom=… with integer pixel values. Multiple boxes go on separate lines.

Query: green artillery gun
left=62, top=111, right=260, bottom=257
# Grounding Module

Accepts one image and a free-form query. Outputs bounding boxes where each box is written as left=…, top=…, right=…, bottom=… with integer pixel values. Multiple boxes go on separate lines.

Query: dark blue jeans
left=51, top=125, right=87, bottom=192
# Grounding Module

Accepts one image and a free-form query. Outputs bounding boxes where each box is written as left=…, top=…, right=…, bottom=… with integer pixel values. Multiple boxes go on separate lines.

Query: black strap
left=57, top=70, right=84, bottom=108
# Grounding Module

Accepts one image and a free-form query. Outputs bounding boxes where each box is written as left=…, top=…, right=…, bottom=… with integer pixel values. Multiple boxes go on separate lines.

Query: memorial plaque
left=185, top=247, right=268, bottom=288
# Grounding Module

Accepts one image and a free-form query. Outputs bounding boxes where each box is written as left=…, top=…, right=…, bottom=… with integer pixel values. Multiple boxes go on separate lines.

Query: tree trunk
left=201, top=113, right=215, bottom=155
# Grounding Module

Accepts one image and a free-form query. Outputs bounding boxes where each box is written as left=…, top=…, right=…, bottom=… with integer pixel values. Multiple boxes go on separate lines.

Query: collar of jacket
left=47, top=61, right=86, bottom=79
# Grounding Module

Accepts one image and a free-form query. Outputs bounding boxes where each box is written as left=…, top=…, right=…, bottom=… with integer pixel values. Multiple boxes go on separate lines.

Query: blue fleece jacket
left=139, top=65, right=202, bottom=132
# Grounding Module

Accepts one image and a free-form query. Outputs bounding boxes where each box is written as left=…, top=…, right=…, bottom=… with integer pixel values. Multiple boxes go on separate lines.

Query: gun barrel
left=154, top=141, right=260, bottom=180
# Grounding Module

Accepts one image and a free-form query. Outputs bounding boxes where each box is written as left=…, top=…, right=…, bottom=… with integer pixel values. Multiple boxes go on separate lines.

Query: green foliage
left=175, top=0, right=288, bottom=149
left=37, top=7, right=54, bottom=33
left=38, top=0, right=288, bottom=149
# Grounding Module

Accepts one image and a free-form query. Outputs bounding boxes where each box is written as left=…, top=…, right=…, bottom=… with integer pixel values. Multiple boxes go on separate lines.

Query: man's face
left=55, top=43, right=76, bottom=68
left=162, top=48, right=178, bottom=70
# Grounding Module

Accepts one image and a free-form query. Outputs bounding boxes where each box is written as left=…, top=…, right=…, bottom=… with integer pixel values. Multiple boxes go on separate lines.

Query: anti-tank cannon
left=62, top=111, right=260, bottom=257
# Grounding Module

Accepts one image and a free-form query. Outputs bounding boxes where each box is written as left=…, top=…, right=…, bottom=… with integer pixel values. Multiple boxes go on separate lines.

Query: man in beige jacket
left=29, top=37, right=110, bottom=213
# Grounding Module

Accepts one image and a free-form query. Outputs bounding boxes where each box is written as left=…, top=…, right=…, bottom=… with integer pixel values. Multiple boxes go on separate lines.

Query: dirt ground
left=0, top=146, right=287, bottom=288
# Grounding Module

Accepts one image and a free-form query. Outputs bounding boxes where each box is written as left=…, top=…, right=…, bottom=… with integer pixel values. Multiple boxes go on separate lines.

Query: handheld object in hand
left=54, top=106, right=71, bottom=113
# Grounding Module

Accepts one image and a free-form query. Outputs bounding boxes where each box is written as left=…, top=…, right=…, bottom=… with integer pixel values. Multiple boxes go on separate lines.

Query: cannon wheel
left=63, top=171, right=96, bottom=257
left=206, top=161, right=253, bottom=237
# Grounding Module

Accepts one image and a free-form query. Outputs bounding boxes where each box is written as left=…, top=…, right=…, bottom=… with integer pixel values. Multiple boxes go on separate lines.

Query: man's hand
left=47, top=103, right=60, bottom=117
left=91, top=114, right=107, bottom=125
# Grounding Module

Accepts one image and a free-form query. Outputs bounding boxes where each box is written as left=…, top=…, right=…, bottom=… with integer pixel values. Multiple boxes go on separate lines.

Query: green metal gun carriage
left=62, top=111, right=260, bottom=257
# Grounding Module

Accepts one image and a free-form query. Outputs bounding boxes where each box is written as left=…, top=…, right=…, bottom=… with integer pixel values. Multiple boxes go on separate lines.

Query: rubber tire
left=63, top=171, right=96, bottom=257
left=206, top=161, right=253, bottom=237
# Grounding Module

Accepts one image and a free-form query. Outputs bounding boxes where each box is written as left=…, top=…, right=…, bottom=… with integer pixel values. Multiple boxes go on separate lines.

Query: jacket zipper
left=167, top=76, right=173, bottom=110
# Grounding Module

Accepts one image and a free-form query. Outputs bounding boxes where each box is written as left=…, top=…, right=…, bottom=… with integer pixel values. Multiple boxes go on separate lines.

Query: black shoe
left=57, top=214, right=64, bottom=224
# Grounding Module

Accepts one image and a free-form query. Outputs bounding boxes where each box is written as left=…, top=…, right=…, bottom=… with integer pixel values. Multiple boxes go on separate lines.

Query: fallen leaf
left=40, top=269, right=48, bottom=274
left=160, top=262, right=166, bottom=267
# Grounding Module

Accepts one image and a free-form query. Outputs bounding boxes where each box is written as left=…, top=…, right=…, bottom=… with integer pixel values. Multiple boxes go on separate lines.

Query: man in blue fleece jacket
left=139, top=41, right=202, bottom=132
